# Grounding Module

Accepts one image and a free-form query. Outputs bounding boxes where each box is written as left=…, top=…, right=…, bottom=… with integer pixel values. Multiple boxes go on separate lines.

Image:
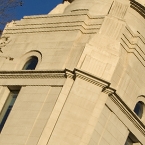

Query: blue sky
left=0, top=0, right=63, bottom=30
left=15, top=0, right=63, bottom=20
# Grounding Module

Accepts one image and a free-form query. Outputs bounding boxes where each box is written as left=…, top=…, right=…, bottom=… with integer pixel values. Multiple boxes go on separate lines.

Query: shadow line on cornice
left=130, top=0, right=145, bottom=19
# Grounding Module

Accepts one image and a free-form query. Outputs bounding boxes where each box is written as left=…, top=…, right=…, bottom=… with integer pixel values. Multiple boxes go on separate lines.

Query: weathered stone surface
left=0, top=0, right=144, bottom=145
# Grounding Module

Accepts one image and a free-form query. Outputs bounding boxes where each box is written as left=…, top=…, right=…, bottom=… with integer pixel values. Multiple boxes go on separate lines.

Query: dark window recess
left=125, top=132, right=140, bottom=145
left=134, top=101, right=144, bottom=118
left=0, top=90, right=19, bottom=132
left=125, top=137, right=134, bottom=145
left=22, top=56, right=38, bottom=70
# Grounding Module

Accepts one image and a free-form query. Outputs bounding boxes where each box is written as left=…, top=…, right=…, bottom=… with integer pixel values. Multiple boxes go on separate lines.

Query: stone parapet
left=3, top=12, right=104, bottom=35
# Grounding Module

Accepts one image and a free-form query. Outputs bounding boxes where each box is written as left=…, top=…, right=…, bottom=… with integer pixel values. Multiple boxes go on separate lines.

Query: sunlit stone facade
left=0, top=0, right=144, bottom=145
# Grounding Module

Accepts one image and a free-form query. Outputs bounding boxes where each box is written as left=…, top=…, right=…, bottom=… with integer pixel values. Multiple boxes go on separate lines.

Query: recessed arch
left=134, top=101, right=144, bottom=118
left=16, top=50, right=42, bottom=70
left=22, top=56, right=38, bottom=70
left=134, top=96, right=145, bottom=122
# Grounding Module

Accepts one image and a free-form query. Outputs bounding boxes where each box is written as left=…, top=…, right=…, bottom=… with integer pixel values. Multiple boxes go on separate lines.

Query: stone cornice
left=0, top=70, right=66, bottom=79
left=3, top=12, right=104, bottom=35
left=73, top=68, right=110, bottom=88
left=72, top=69, right=145, bottom=136
left=0, top=69, right=110, bottom=88
left=0, top=68, right=144, bottom=134
left=23, top=12, right=103, bottom=19
left=130, top=0, right=145, bottom=18
left=103, top=87, right=145, bottom=137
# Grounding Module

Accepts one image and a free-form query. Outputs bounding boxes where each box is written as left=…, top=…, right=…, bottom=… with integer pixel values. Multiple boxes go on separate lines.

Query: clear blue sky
left=0, top=0, right=63, bottom=30
left=15, top=0, right=63, bottom=20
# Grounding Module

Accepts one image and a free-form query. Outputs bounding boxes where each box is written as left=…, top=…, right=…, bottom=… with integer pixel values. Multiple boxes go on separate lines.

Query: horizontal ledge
left=0, top=68, right=144, bottom=133
left=3, top=28, right=98, bottom=35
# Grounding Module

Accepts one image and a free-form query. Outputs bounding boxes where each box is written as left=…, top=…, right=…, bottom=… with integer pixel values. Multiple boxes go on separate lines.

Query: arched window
left=124, top=133, right=139, bottom=145
left=22, top=56, right=38, bottom=70
left=134, top=101, right=144, bottom=118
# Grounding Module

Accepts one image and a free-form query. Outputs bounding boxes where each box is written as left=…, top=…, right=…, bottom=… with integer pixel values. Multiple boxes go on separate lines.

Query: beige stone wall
left=0, top=86, right=62, bottom=145
left=1, top=11, right=102, bottom=71
left=47, top=78, right=103, bottom=145
left=0, top=0, right=144, bottom=145
left=89, top=105, right=129, bottom=145
left=64, top=0, right=113, bottom=16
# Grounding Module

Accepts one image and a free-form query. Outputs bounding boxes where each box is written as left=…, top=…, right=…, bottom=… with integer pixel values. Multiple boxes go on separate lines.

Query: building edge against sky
left=0, top=0, right=145, bottom=145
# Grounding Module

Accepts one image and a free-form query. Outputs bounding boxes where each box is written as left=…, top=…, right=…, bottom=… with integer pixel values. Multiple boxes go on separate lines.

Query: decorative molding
left=130, top=0, right=145, bottom=19
left=121, top=26, right=145, bottom=67
left=0, top=70, right=66, bottom=79
left=102, top=87, right=145, bottom=137
left=109, top=1, right=129, bottom=19
left=73, top=68, right=109, bottom=88
left=65, top=69, right=74, bottom=79
left=73, top=69, right=145, bottom=135
left=3, top=12, right=104, bottom=35
left=0, top=69, right=110, bottom=88
left=74, top=68, right=145, bottom=136
left=23, top=12, right=104, bottom=20
left=0, top=68, right=144, bottom=135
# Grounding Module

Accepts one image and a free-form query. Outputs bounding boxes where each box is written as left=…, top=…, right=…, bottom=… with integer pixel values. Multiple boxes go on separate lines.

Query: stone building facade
left=0, top=0, right=144, bottom=145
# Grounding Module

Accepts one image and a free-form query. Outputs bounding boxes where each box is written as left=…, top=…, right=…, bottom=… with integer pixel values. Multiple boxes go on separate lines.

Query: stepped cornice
left=3, top=12, right=104, bottom=35
left=130, top=0, right=145, bottom=18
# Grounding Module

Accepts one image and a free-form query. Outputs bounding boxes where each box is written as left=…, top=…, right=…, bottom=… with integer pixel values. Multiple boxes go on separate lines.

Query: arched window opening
left=125, top=133, right=139, bottom=145
left=22, top=56, right=38, bottom=70
left=134, top=101, right=144, bottom=118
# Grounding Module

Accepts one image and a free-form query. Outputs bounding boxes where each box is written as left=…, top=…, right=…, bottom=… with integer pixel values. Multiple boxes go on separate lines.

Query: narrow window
left=22, top=56, right=38, bottom=70
left=125, top=132, right=140, bottom=145
left=125, top=137, right=134, bottom=145
left=134, top=101, right=144, bottom=118
left=0, top=89, right=20, bottom=132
